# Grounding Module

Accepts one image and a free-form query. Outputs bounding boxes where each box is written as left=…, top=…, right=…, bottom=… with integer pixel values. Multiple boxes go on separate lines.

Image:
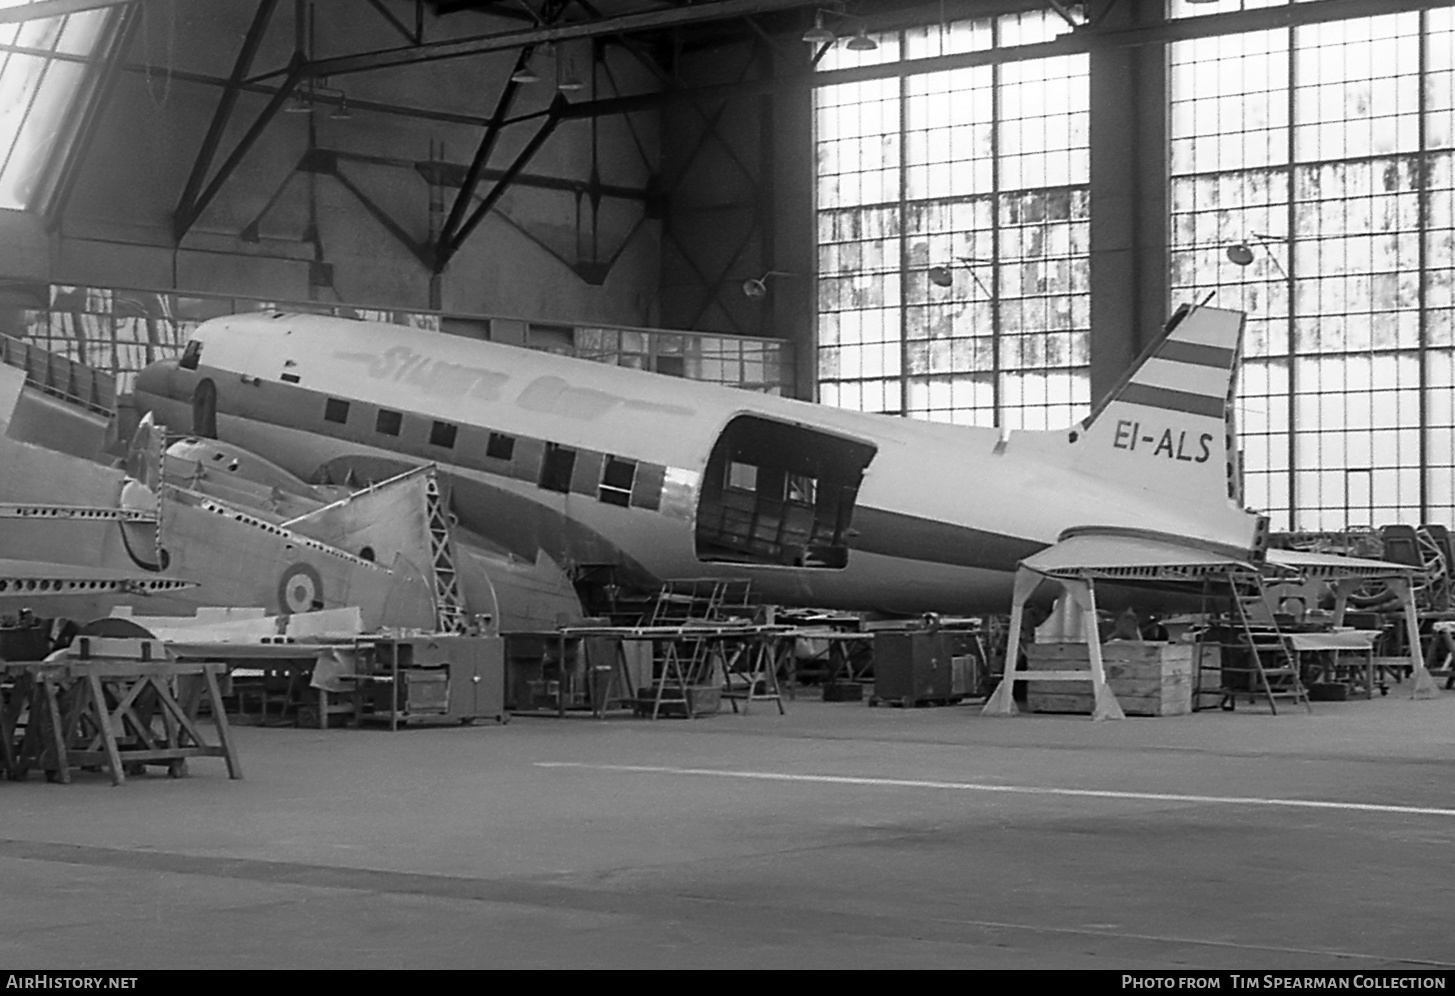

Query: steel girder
left=173, top=0, right=282, bottom=241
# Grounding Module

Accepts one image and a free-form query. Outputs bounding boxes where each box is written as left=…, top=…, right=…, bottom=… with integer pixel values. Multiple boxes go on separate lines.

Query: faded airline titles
left=334, top=347, right=694, bottom=420
left=1112, top=419, right=1215, bottom=463
left=337, top=347, right=510, bottom=399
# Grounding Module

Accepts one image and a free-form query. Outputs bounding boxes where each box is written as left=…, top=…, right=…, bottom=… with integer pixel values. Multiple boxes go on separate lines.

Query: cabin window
left=727, top=461, right=757, bottom=491
left=788, top=473, right=816, bottom=505
left=179, top=340, right=202, bottom=371
left=599, top=457, right=636, bottom=507
left=539, top=443, right=576, bottom=493
left=375, top=409, right=403, bottom=436
left=430, top=420, right=458, bottom=449
left=631, top=463, right=665, bottom=510
left=695, top=414, right=876, bottom=570
left=486, top=432, right=515, bottom=461
left=324, top=398, right=350, bottom=424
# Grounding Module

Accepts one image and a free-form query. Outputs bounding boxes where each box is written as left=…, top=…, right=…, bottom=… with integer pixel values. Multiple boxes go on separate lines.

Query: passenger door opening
left=695, top=415, right=876, bottom=569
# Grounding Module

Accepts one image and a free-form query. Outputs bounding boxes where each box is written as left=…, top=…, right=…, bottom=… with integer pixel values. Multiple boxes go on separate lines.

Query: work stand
left=3, top=644, right=241, bottom=785
left=640, top=634, right=722, bottom=719
left=719, top=633, right=788, bottom=716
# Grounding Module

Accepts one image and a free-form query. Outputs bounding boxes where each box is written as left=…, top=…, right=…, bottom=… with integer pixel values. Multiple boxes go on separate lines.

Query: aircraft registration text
left=1112, top=419, right=1214, bottom=463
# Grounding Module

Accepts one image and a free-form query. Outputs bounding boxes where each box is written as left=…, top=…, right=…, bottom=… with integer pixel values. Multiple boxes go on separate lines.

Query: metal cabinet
left=872, top=631, right=980, bottom=706
left=364, top=636, right=506, bottom=728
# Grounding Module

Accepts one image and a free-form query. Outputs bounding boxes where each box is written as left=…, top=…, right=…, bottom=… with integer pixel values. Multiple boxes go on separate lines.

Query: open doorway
left=695, top=415, right=876, bottom=569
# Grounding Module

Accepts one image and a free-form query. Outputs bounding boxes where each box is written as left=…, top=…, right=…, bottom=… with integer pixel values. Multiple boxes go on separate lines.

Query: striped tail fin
left=1070, top=304, right=1245, bottom=506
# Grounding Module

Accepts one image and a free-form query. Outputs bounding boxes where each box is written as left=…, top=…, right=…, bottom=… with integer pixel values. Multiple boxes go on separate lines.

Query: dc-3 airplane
left=4, top=298, right=1439, bottom=711
left=123, top=301, right=1269, bottom=618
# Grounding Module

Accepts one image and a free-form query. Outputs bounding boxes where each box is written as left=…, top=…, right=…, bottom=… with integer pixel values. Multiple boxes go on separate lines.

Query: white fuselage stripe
left=534, top=762, right=1455, bottom=819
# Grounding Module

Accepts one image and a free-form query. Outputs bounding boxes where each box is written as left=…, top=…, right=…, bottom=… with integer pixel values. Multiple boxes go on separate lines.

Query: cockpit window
left=179, top=341, right=203, bottom=371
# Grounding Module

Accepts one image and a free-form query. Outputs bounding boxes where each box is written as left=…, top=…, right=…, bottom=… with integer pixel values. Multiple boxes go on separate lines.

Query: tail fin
left=1071, top=304, right=1244, bottom=505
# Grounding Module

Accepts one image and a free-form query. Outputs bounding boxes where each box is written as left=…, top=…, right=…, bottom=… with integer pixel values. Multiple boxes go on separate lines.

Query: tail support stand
left=1391, top=578, right=1441, bottom=699
left=982, top=569, right=1124, bottom=721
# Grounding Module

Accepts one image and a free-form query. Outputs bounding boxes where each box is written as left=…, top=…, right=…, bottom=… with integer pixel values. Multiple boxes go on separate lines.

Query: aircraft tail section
left=1071, top=304, right=1244, bottom=507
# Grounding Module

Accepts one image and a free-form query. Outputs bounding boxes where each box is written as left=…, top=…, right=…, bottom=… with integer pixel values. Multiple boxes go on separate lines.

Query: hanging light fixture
left=511, top=57, right=541, bottom=84
left=742, top=271, right=797, bottom=299
left=845, top=26, right=878, bottom=51
left=802, top=12, right=836, bottom=45
left=1226, top=233, right=1289, bottom=279
left=927, top=257, right=993, bottom=294
left=1225, top=243, right=1255, bottom=266
left=556, top=44, right=584, bottom=92
left=329, top=95, right=351, bottom=120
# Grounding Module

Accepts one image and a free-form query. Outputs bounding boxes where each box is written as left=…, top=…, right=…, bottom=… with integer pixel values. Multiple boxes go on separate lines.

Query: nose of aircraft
left=132, top=358, right=175, bottom=412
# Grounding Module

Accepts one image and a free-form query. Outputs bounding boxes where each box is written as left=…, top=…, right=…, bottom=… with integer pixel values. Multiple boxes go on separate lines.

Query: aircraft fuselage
left=132, top=311, right=1257, bottom=615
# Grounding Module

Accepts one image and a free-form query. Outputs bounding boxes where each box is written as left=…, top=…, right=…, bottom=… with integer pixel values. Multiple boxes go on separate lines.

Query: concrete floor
left=3, top=690, right=1454, bottom=970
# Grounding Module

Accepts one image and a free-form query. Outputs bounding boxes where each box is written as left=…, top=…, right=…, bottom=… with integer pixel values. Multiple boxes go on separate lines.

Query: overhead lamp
left=511, top=58, right=541, bottom=84
left=802, top=12, right=836, bottom=45
left=329, top=96, right=352, bottom=120
left=927, top=256, right=992, bottom=294
left=803, top=8, right=877, bottom=50
left=1225, top=243, right=1255, bottom=266
left=1226, top=233, right=1289, bottom=279
left=556, top=49, right=585, bottom=91
left=742, top=270, right=795, bottom=299
left=284, top=90, right=312, bottom=113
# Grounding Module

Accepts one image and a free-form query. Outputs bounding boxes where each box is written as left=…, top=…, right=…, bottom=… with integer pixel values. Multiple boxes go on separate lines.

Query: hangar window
left=430, top=420, right=457, bottom=449
left=1168, top=8, right=1455, bottom=529
left=599, top=456, right=636, bottom=507
left=375, top=409, right=402, bottom=436
left=813, top=9, right=1090, bottom=432
left=539, top=443, right=576, bottom=493
left=324, top=398, right=350, bottom=424
left=0, top=6, right=118, bottom=211
left=695, top=415, right=876, bottom=569
left=486, top=432, right=515, bottom=461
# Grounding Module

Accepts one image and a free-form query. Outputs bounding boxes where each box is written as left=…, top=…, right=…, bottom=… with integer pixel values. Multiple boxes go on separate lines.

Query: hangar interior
left=3, top=0, right=1455, bottom=972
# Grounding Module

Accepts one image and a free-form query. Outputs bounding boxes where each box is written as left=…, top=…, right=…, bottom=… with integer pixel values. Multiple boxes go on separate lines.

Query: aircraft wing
left=0, top=558, right=194, bottom=599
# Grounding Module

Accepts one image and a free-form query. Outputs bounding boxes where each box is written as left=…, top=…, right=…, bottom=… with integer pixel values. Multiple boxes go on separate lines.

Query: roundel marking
left=278, top=563, right=324, bottom=614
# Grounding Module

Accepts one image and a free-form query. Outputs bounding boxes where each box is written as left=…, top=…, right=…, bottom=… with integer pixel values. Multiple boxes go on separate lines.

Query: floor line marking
left=535, top=762, right=1455, bottom=818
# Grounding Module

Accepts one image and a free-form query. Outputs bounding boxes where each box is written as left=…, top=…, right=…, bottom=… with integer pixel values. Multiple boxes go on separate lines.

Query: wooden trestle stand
left=2, top=637, right=241, bottom=785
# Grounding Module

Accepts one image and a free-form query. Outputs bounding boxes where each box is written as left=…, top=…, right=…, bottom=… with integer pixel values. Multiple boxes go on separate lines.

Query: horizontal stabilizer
left=1021, top=529, right=1259, bottom=582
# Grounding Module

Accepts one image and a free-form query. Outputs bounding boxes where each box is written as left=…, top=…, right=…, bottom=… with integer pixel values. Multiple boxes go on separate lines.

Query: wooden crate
left=1024, top=642, right=1193, bottom=717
